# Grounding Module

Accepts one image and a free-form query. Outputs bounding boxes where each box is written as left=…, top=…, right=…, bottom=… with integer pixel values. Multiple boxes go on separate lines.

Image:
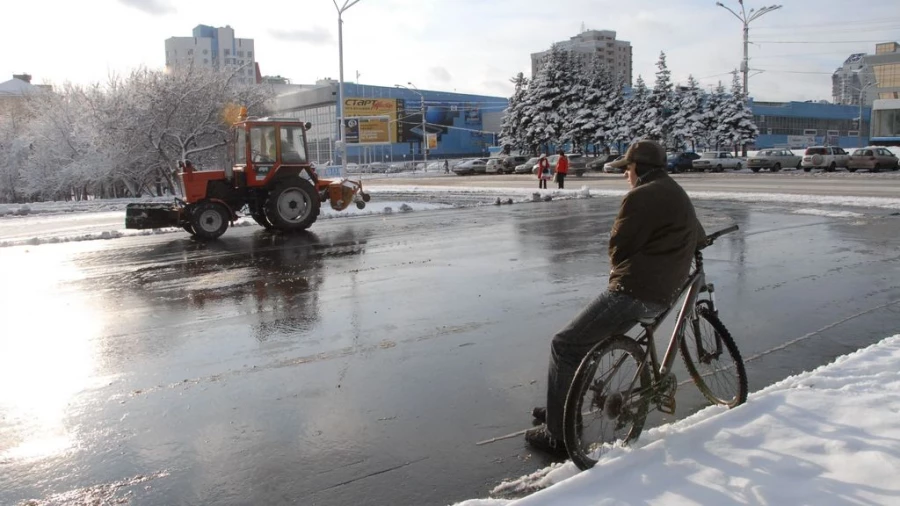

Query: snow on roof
left=0, top=77, right=38, bottom=96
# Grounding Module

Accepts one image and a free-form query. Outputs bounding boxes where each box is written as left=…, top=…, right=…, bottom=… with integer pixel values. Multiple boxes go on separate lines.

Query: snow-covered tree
left=716, top=71, right=759, bottom=153
left=669, top=75, right=705, bottom=151
left=640, top=52, right=674, bottom=143
left=697, top=81, right=727, bottom=150
left=567, top=54, right=606, bottom=153
left=8, top=64, right=273, bottom=201
left=499, top=72, right=529, bottom=154
left=521, top=44, right=572, bottom=153
left=598, top=74, right=626, bottom=152
left=617, top=75, right=650, bottom=145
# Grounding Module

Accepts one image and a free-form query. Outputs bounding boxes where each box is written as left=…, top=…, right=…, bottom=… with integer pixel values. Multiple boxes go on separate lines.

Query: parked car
left=692, top=152, right=743, bottom=172
left=587, top=154, right=620, bottom=172
left=603, top=155, right=627, bottom=173
left=485, top=158, right=505, bottom=174
left=666, top=152, right=701, bottom=173
left=801, top=146, right=850, bottom=172
left=515, top=157, right=541, bottom=174
left=501, top=155, right=529, bottom=174
left=848, top=147, right=899, bottom=172
left=747, top=149, right=802, bottom=172
left=531, top=153, right=587, bottom=177
left=453, top=158, right=488, bottom=175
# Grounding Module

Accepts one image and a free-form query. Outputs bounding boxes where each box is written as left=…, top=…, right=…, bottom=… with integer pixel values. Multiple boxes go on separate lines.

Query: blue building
left=751, top=100, right=871, bottom=149
left=270, top=80, right=508, bottom=164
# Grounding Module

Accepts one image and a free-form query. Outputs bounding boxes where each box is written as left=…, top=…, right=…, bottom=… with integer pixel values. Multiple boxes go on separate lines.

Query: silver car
left=848, top=147, right=899, bottom=172
left=515, top=157, right=540, bottom=174
left=747, top=149, right=801, bottom=172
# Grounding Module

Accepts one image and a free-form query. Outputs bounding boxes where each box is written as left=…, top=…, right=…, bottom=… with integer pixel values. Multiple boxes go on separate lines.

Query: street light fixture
left=715, top=1, right=782, bottom=99
left=395, top=82, right=427, bottom=169
left=333, top=0, right=362, bottom=175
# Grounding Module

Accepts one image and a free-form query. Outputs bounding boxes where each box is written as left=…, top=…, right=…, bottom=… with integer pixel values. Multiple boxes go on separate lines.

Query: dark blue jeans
left=545, top=290, right=666, bottom=438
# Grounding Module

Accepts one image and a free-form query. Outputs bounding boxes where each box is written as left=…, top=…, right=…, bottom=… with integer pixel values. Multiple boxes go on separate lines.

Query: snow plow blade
left=125, top=203, right=183, bottom=229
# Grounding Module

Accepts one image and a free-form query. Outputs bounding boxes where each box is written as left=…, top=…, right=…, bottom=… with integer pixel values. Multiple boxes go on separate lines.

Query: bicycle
left=562, top=225, right=748, bottom=470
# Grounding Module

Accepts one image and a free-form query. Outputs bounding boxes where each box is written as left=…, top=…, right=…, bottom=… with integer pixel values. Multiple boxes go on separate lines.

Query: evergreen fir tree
left=521, top=44, right=571, bottom=153
left=642, top=51, right=674, bottom=143
left=623, top=75, right=650, bottom=144
left=499, top=72, right=529, bottom=154
left=670, top=75, right=705, bottom=151
left=716, top=70, right=759, bottom=153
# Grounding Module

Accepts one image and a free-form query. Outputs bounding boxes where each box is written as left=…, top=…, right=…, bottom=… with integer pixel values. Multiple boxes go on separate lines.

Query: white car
left=692, top=152, right=743, bottom=172
left=801, top=146, right=851, bottom=172
left=485, top=158, right=505, bottom=174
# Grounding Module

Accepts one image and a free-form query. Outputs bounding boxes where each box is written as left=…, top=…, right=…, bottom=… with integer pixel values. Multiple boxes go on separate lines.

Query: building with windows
left=833, top=42, right=900, bottom=107
left=866, top=42, right=900, bottom=104
left=164, top=25, right=257, bottom=85
left=752, top=101, right=872, bottom=149
left=832, top=53, right=866, bottom=106
left=268, top=81, right=508, bottom=165
left=531, top=30, right=632, bottom=86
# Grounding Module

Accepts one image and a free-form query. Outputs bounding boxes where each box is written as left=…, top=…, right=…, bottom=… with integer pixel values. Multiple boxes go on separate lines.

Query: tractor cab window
left=280, top=126, right=307, bottom=164
left=233, top=128, right=247, bottom=165
left=250, top=126, right=277, bottom=163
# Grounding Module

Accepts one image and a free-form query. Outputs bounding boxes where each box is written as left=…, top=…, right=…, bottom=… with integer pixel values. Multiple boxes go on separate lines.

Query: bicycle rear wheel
left=563, top=335, right=651, bottom=471
left=681, top=304, right=748, bottom=408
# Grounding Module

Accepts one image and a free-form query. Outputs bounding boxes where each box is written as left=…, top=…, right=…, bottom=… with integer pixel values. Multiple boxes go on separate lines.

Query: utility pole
left=333, top=0, right=362, bottom=175
left=715, top=1, right=782, bottom=99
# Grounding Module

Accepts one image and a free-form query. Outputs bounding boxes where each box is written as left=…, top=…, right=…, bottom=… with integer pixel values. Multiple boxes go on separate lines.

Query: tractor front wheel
left=191, top=201, right=230, bottom=240
left=266, top=179, right=320, bottom=231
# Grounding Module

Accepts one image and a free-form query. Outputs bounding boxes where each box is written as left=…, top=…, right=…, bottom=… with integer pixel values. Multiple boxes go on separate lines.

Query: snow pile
left=0, top=201, right=452, bottom=248
left=0, top=197, right=171, bottom=217
left=688, top=191, right=900, bottom=210
left=455, top=334, right=900, bottom=506
left=793, top=208, right=865, bottom=218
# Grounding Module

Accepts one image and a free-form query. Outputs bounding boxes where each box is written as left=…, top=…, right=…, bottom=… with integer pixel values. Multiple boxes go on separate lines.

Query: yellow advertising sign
left=343, top=116, right=391, bottom=145
left=426, top=133, right=438, bottom=149
left=343, top=98, right=400, bottom=142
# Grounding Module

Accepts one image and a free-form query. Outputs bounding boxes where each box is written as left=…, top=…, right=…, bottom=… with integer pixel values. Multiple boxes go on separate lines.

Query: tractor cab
left=229, top=118, right=315, bottom=188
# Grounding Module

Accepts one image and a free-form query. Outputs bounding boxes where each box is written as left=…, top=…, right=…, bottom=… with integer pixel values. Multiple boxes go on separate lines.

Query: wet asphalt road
left=2, top=192, right=900, bottom=505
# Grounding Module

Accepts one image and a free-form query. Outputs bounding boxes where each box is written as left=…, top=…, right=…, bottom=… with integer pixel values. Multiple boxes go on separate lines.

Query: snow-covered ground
left=455, top=334, right=900, bottom=506
left=3, top=184, right=900, bottom=248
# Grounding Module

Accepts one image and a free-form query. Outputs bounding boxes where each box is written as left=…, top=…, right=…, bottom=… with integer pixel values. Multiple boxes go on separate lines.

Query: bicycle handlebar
left=705, top=225, right=739, bottom=246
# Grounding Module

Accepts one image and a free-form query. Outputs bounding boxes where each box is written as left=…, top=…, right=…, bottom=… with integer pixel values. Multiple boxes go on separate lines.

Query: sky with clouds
left=3, top=0, right=899, bottom=101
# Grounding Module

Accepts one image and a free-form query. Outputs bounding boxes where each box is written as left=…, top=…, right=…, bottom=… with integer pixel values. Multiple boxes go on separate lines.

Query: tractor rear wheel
left=191, top=201, right=230, bottom=240
left=266, top=178, right=320, bottom=231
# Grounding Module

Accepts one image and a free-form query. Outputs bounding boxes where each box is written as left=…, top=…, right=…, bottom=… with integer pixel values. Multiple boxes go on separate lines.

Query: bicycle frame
left=633, top=250, right=712, bottom=386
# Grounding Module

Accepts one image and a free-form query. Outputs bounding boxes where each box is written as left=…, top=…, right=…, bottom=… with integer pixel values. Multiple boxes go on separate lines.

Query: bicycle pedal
left=655, top=373, right=678, bottom=415
left=658, top=396, right=676, bottom=415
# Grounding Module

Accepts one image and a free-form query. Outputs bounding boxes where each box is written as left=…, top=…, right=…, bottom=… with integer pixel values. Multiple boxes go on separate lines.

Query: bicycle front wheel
left=563, top=335, right=651, bottom=471
left=681, top=304, right=748, bottom=408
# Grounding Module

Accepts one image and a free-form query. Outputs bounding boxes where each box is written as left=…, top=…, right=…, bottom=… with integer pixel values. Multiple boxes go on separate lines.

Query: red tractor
left=125, top=115, right=370, bottom=239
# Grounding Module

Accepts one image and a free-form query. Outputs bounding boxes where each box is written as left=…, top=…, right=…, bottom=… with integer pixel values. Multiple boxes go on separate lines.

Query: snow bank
left=0, top=200, right=454, bottom=248
left=455, top=334, right=900, bottom=505
left=0, top=197, right=171, bottom=218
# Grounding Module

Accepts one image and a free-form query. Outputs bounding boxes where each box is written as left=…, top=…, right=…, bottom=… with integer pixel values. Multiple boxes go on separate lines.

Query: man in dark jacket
left=525, top=140, right=707, bottom=456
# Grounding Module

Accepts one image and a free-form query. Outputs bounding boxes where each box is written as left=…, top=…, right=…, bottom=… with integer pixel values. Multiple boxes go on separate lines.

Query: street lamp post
left=848, top=82, right=875, bottom=146
left=715, top=1, right=782, bottom=99
left=333, top=0, right=362, bottom=176
left=395, top=83, right=427, bottom=169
